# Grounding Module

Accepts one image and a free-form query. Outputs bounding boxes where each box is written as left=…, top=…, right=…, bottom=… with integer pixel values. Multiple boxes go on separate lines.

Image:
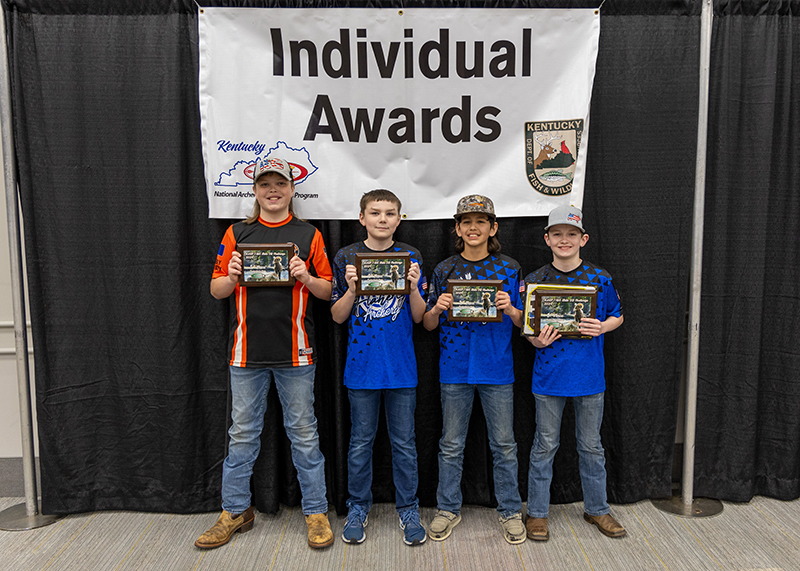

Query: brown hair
left=359, top=189, right=402, bottom=214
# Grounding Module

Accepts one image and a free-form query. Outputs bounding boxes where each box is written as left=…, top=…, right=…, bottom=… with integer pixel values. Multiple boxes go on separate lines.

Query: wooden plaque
left=354, top=252, right=412, bottom=295
left=446, top=279, right=504, bottom=322
left=236, top=243, right=297, bottom=287
left=523, top=283, right=597, bottom=337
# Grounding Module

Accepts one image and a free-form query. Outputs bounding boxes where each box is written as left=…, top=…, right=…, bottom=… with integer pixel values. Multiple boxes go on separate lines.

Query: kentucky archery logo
left=214, top=141, right=317, bottom=187
left=525, top=120, right=583, bottom=196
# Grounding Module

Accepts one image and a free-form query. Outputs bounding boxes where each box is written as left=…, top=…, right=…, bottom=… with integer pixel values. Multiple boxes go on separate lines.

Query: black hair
left=453, top=215, right=501, bottom=254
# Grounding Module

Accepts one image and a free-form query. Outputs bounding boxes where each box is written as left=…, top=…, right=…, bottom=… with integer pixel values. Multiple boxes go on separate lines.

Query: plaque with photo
left=236, top=243, right=297, bottom=287
left=354, top=252, right=411, bottom=295
left=446, top=279, right=504, bottom=323
left=523, top=283, right=597, bottom=337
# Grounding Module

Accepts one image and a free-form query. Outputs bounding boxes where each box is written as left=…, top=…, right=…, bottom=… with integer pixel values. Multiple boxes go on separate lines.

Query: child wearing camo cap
left=422, top=194, right=527, bottom=545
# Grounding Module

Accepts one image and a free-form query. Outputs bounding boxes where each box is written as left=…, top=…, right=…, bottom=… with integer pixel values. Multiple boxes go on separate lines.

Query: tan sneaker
left=583, top=512, right=627, bottom=538
left=428, top=510, right=461, bottom=541
left=526, top=517, right=549, bottom=541
left=305, top=512, right=334, bottom=549
left=194, top=507, right=255, bottom=549
left=499, top=512, right=526, bottom=544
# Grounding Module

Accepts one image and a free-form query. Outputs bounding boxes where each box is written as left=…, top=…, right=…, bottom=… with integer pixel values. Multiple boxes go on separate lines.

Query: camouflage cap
left=454, top=194, right=496, bottom=220
left=252, top=156, right=293, bottom=183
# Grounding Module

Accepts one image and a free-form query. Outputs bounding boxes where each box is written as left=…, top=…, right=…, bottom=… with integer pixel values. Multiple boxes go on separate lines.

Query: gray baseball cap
left=252, top=157, right=293, bottom=183
left=454, top=194, right=496, bottom=219
left=545, top=205, right=584, bottom=232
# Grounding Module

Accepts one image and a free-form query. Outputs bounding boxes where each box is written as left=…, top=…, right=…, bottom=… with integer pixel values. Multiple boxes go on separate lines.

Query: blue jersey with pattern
left=525, top=261, right=622, bottom=396
left=427, top=253, right=522, bottom=385
left=331, top=241, right=426, bottom=389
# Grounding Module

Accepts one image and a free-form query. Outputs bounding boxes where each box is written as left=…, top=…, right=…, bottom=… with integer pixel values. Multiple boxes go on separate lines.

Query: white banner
left=199, top=8, right=600, bottom=220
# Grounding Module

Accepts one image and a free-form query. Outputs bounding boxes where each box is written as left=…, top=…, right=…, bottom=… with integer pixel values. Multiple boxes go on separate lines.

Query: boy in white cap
left=423, top=195, right=526, bottom=545
left=524, top=204, right=625, bottom=542
left=196, top=157, right=334, bottom=550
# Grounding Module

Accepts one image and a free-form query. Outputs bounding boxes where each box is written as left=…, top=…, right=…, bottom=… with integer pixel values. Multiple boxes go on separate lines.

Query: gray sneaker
left=500, top=512, right=526, bottom=544
left=429, top=510, right=461, bottom=541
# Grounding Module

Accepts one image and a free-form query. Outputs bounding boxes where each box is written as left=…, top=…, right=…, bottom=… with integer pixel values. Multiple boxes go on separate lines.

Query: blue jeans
left=527, top=392, right=608, bottom=518
left=221, top=364, right=327, bottom=515
left=437, top=383, right=522, bottom=517
left=347, top=387, right=419, bottom=512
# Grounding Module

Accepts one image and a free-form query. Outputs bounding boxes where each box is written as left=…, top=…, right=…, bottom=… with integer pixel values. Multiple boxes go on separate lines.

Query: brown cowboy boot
left=305, top=512, right=334, bottom=549
left=526, top=517, right=549, bottom=541
left=194, top=507, right=255, bottom=549
left=583, top=512, right=627, bottom=538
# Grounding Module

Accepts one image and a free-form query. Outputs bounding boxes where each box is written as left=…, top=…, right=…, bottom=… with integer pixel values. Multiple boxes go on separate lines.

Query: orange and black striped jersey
left=213, top=215, right=333, bottom=368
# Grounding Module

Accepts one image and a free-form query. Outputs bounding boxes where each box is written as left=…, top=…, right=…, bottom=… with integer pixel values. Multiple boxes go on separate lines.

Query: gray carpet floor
left=1, top=496, right=798, bottom=570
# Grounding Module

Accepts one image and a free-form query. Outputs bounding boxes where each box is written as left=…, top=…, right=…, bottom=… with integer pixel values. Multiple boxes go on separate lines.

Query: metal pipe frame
left=0, top=2, right=38, bottom=517
left=682, top=0, right=713, bottom=506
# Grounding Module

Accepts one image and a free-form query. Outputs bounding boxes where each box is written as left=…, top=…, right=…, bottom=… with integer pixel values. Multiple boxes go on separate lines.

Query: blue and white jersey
left=427, top=253, right=522, bottom=385
left=331, top=241, right=426, bottom=389
left=525, top=261, right=622, bottom=397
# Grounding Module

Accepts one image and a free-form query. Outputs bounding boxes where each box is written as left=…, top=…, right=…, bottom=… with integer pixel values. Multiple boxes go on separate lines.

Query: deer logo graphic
left=533, top=132, right=561, bottom=169
left=525, top=120, right=584, bottom=196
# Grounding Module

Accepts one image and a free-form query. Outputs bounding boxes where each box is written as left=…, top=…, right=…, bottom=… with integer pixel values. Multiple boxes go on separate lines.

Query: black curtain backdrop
left=3, top=0, right=792, bottom=516
left=693, top=1, right=800, bottom=501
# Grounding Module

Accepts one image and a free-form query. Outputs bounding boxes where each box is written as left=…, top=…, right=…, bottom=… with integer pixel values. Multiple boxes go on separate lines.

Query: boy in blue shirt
left=423, top=195, right=526, bottom=545
left=524, top=205, right=625, bottom=541
left=331, top=189, right=428, bottom=546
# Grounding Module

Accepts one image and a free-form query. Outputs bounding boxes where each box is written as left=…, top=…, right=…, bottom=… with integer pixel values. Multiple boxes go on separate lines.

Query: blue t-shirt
left=427, top=253, right=522, bottom=385
left=331, top=241, right=426, bottom=389
left=525, top=261, right=622, bottom=397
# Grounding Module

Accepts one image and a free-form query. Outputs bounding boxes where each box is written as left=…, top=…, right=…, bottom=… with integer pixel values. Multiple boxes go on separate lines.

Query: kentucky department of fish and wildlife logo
left=525, top=120, right=584, bottom=196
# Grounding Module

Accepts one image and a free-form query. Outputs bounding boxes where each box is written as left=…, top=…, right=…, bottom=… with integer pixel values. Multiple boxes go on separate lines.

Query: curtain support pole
left=652, top=0, right=722, bottom=518
left=0, top=3, right=60, bottom=531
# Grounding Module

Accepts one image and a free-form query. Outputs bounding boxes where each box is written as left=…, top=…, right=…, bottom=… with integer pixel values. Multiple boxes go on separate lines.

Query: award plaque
left=236, top=243, right=297, bottom=287
left=446, top=279, right=504, bottom=323
left=523, top=283, right=597, bottom=337
left=354, top=252, right=411, bottom=295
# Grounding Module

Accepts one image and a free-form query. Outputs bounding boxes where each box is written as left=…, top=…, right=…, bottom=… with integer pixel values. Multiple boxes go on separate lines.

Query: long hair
left=245, top=176, right=296, bottom=224
left=453, top=217, right=501, bottom=254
